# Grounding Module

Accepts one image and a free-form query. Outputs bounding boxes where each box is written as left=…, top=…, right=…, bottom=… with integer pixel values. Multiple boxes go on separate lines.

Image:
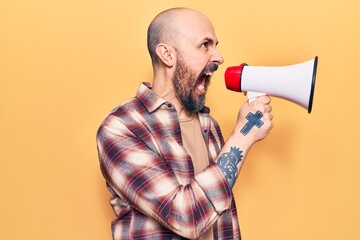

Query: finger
left=256, top=95, right=271, bottom=104
left=264, top=104, right=272, bottom=113
left=268, top=113, right=273, bottom=121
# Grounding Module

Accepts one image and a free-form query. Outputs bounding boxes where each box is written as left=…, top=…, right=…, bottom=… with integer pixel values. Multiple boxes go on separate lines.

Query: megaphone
left=224, top=56, right=318, bottom=113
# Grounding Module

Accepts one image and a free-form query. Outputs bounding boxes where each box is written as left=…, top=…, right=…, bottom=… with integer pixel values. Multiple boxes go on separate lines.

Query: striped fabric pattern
left=97, top=83, right=241, bottom=239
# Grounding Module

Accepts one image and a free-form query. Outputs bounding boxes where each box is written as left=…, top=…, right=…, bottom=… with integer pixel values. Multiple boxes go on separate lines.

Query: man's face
left=172, top=52, right=218, bottom=112
left=170, top=11, right=224, bottom=112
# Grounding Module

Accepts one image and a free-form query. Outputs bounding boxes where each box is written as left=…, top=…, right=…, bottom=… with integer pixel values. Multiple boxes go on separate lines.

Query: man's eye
left=201, top=42, right=209, bottom=48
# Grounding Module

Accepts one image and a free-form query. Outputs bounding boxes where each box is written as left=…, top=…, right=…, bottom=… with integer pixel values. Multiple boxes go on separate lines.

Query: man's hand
left=234, top=95, right=273, bottom=144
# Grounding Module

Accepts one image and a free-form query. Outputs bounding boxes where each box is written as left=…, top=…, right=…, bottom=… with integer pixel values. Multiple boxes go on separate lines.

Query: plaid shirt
left=97, top=83, right=241, bottom=240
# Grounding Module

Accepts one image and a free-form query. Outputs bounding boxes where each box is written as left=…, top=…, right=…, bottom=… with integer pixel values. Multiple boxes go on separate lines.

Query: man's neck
left=154, top=85, right=192, bottom=119
left=152, top=74, right=193, bottom=120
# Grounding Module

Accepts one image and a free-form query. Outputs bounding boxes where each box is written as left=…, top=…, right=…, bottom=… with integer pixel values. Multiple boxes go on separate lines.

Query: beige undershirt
left=179, top=113, right=213, bottom=240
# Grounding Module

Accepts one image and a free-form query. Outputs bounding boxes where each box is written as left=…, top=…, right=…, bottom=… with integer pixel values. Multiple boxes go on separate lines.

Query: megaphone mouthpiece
left=224, top=63, right=247, bottom=92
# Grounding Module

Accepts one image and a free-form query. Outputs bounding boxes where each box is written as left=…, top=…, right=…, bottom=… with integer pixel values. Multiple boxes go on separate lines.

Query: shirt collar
left=136, top=82, right=166, bottom=113
left=136, top=82, right=211, bottom=114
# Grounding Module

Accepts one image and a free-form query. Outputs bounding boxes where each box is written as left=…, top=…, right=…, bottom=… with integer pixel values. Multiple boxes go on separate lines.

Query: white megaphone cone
left=225, top=56, right=318, bottom=113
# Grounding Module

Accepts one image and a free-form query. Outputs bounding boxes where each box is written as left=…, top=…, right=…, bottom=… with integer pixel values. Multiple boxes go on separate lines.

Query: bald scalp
left=147, top=8, right=205, bottom=65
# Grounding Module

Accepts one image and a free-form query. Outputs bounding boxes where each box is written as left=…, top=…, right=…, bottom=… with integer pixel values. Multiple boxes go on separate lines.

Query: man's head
left=147, top=8, right=224, bottom=112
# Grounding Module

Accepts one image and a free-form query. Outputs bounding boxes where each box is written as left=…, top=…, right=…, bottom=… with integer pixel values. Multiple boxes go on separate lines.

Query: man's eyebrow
left=204, top=37, right=219, bottom=46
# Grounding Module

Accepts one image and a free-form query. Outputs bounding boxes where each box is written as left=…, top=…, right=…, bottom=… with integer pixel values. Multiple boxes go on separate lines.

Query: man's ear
left=155, top=44, right=175, bottom=67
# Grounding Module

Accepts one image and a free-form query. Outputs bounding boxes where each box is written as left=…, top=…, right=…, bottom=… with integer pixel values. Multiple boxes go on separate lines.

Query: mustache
left=200, top=64, right=219, bottom=76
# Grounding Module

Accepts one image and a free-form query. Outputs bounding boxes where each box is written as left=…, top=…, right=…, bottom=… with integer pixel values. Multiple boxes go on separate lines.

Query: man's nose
left=211, top=48, right=224, bottom=65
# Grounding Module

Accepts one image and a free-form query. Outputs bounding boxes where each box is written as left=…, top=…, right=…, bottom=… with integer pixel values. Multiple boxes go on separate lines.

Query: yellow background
left=1, top=0, right=359, bottom=239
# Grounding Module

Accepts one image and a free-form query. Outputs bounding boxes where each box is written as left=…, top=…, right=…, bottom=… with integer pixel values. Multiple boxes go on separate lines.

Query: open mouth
left=196, top=72, right=213, bottom=94
left=196, top=64, right=218, bottom=94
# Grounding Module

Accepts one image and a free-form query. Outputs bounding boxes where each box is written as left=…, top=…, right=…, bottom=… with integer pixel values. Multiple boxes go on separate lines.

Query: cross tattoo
left=240, top=111, right=264, bottom=135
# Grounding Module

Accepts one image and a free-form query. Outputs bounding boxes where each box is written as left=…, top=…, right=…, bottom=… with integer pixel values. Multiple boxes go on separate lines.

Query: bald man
left=97, top=8, right=273, bottom=240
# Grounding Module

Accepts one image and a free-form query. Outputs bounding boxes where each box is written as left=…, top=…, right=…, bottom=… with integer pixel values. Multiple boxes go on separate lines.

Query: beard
left=172, top=54, right=218, bottom=113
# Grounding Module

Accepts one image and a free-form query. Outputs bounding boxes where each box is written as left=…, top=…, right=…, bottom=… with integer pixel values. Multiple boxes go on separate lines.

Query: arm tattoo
left=217, top=147, right=244, bottom=189
left=240, top=110, right=264, bottom=135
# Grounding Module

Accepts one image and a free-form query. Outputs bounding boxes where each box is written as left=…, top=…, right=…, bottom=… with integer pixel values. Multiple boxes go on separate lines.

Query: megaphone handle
left=247, top=91, right=266, bottom=103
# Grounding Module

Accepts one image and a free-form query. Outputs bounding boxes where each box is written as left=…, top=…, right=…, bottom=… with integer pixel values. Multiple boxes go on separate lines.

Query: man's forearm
left=217, top=146, right=244, bottom=188
left=215, top=130, right=255, bottom=188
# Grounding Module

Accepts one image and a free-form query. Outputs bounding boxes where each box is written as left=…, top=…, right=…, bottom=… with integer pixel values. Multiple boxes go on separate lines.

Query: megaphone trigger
left=247, top=91, right=266, bottom=103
